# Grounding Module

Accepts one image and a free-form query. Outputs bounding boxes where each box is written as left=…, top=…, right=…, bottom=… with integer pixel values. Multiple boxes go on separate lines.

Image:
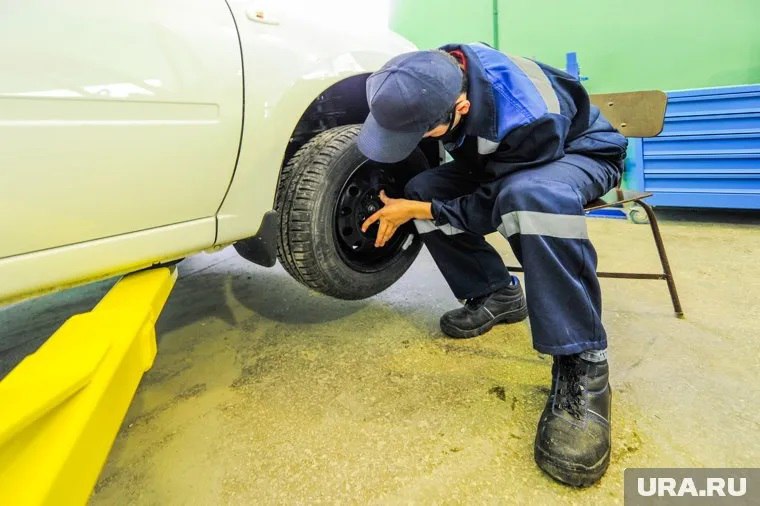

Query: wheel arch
left=275, top=75, right=443, bottom=208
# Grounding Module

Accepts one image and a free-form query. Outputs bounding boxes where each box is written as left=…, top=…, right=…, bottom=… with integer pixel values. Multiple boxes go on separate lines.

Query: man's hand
left=361, top=190, right=433, bottom=248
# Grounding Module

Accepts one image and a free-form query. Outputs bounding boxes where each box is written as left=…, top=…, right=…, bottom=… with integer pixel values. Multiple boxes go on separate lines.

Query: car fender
left=215, top=1, right=416, bottom=244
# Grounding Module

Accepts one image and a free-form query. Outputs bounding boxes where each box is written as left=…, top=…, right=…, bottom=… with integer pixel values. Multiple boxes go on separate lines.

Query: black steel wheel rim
left=334, top=159, right=417, bottom=273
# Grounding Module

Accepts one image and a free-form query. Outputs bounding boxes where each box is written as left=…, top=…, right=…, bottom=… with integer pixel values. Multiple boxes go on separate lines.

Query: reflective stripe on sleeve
left=413, top=219, right=465, bottom=236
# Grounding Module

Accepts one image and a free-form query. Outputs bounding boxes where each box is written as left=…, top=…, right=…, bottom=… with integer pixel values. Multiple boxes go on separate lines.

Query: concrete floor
left=2, top=209, right=759, bottom=504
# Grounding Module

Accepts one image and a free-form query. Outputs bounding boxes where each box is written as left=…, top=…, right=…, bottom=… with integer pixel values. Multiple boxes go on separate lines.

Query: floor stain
left=488, top=385, right=507, bottom=402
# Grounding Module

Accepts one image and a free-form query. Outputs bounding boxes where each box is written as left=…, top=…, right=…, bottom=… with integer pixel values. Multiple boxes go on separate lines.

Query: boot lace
left=555, top=357, right=586, bottom=420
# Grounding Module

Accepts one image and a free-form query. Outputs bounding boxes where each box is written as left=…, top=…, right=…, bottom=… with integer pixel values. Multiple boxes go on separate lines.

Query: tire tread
left=276, top=126, right=362, bottom=295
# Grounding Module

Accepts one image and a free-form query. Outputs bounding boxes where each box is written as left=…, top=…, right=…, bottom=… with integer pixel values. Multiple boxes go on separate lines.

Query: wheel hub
left=334, top=160, right=415, bottom=271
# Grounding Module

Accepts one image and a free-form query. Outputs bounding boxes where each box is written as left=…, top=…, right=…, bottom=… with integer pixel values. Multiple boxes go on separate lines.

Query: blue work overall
left=408, top=43, right=628, bottom=355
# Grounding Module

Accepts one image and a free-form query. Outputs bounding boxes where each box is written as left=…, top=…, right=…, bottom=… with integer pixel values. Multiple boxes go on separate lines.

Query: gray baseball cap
left=358, top=50, right=463, bottom=164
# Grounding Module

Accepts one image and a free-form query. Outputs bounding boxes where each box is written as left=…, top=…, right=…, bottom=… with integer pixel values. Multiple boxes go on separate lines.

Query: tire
left=276, top=125, right=428, bottom=300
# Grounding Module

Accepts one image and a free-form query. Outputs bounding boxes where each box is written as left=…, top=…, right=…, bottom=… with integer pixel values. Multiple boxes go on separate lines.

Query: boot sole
left=534, top=443, right=610, bottom=487
left=440, top=304, right=528, bottom=339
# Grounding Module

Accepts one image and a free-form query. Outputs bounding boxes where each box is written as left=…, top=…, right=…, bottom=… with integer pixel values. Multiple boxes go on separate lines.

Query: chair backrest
left=589, top=90, right=667, bottom=138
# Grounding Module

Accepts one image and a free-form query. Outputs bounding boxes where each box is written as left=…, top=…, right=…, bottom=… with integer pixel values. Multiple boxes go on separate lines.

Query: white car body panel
left=2, top=219, right=214, bottom=303
left=0, top=0, right=415, bottom=304
left=215, top=1, right=416, bottom=242
left=0, top=0, right=243, bottom=261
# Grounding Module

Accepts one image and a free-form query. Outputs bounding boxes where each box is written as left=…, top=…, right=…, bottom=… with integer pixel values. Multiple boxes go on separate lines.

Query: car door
left=0, top=0, right=243, bottom=259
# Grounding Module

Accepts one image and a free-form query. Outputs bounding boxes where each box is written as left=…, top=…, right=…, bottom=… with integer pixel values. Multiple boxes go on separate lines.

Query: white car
left=1, top=0, right=441, bottom=305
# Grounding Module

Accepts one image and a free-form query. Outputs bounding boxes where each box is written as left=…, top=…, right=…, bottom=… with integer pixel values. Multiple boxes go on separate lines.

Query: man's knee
left=404, top=172, right=431, bottom=201
left=496, top=178, right=582, bottom=215
left=498, top=179, right=550, bottom=211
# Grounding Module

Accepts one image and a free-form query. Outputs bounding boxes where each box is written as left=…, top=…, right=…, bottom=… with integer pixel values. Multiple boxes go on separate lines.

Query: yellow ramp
left=0, top=266, right=177, bottom=505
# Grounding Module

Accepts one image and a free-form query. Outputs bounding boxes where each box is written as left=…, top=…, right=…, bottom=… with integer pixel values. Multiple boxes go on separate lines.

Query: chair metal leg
left=636, top=199, right=684, bottom=318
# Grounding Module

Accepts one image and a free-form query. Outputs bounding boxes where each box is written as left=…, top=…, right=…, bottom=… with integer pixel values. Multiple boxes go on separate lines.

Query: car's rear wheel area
left=276, top=125, right=428, bottom=300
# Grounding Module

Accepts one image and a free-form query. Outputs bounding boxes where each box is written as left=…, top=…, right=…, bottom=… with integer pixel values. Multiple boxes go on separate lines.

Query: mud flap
left=233, top=210, right=279, bottom=267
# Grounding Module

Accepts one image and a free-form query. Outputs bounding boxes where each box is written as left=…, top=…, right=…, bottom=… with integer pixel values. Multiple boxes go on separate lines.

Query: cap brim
left=357, top=113, right=426, bottom=164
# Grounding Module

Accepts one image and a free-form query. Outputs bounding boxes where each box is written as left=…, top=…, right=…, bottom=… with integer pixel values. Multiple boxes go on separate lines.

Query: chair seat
left=584, top=189, right=654, bottom=211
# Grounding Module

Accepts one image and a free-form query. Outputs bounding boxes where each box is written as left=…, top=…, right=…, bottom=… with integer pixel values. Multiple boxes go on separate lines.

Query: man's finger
left=381, top=224, right=397, bottom=247
left=379, top=222, right=399, bottom=247
left=379, top=190, right=389, bottom=204
left=375, top=221, right=389, bottom=247
left=376, top=223, right=387, bottom=247
left=362, top=211, right=381, bottom=232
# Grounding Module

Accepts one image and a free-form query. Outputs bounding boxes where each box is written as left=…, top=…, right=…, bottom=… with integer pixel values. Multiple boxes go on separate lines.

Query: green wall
left=390, top=0, right=760, bottom=93
left=390, top=0, right=492, bottom=50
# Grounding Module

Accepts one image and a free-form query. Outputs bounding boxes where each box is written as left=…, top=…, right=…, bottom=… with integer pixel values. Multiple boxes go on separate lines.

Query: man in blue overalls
left=358, top=44, right=627, bottom=487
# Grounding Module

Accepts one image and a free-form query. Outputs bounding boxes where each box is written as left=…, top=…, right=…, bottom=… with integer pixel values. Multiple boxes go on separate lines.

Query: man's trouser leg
left=491, top=154, right=620, bottom=354
left=413, top=154, right=620, bottom=354
left=404, top=162, right=512, bottom=300
left=486, top=154, right=620, bottom=487
left=409, top=154, right=621, bottom=486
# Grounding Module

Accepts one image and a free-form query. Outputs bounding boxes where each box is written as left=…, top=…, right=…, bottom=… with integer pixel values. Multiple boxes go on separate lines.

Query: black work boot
left=534, top=353, right=611, bottom=487
left=439, top=277, right=528, bottom=339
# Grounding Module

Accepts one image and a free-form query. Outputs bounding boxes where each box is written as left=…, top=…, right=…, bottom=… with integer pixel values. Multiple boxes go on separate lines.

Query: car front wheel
left=274, top=125, right=428, bottom=300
